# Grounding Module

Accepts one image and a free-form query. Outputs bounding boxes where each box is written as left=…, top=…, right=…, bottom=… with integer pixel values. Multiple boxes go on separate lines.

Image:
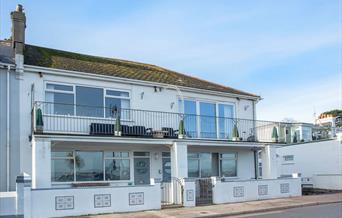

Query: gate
left=195, top=178, right=213, bottom=205
left=160, top=177, right=183, bottom=207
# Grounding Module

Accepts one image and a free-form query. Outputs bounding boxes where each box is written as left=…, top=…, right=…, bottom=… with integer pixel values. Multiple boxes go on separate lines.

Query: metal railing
left=32, top=101, right=332, bottom=143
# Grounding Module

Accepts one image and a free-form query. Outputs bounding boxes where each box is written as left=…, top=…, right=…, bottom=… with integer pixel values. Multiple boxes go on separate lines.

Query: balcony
left=32, top=102, right=332, bottom=143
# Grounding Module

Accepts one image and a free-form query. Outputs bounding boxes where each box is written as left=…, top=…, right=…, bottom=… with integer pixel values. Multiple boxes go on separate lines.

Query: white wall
left=312, top=174, right=342, bottom=190
left=30, top=185, right=160, bottom=218
left=277, top=139, right=342, bottom=190
left=277, top=139, right=342, bottom=178
left=0, top=192, right=17, bottom=216
left=212, top=178, right=301, bottom=204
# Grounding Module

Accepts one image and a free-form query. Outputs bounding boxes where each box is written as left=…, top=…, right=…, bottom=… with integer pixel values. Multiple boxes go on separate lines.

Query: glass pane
left=76, top=151, right=103, bottom=181
left=218, top=104, right=234, bottom=139
left=200, top=102, right=217, bottom=138
left=200, top=153, right=212, bottom=178
left=104, top=151, right=120, bottom=158
left=104, top=151, right=129, bottom=158
left=45, top=92, right=74, bottom=115
left=188, top=153, right=199, bottom=158
left=52, top=151, right=73, bottom=158
left=134, top=157, right=150, bottom=185
left=220, top=153, right=237, bottom=159
left=162, top=157, right=171, bottom=182
left=105, top=98, right=130, bottom=119
left=76, top=86, right=104, bottom=117
left=106, top=90, right=129, bottom=97
left=46, top=83, right=73, bottom=91
left=162, top=152, right=170, bottom=157
left=134, top=152, right=150, bottom=157
left=184, top=100, right=197, bottom=138
left=121, top=152, right=129, bottom=158
left=188, top=159, right=199, bottom=178
left=220, top=159, right=237, bottom=177
left=51, top=159, right=74, bottom=182
left=105, top=159, right=130, bottom=180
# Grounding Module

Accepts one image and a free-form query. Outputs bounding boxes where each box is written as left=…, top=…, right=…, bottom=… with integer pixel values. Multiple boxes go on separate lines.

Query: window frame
left=44, top=81, right=131, bottom=120
left=283, top=155, right=294, bottom=162
left=104, top=151, right=131, bottom=181
left=51, top=151, right=76, bottom=183
left=51, top=150, right=132, bottom=184
left=219, top=152, right=238, bottom=178
left=180, top=98, right=236, bottom=139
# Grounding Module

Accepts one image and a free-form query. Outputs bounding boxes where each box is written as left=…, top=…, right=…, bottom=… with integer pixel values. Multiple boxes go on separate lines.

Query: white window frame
left=181, top=97, right=236, bottom=139
left=104, top=151, right=131, bottom=181
left=51, top=150, right=132, bottom=185
left=219, top=152, right=238, bottom=178
left=283, top=155, right=294, bottom=162
left=44, top=81, right=131, bottom=120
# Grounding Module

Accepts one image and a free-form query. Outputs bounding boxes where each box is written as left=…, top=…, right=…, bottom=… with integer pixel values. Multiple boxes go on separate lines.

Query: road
left=231, top=203, right=342, bottom=218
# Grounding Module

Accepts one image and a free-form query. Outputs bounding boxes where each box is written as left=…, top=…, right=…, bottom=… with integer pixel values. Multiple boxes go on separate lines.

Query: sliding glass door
left=181, top=99, right=235, bottom=139
left=199, top=102, right=217, bottom=138
left=184, top=100, right=197, bottom=138
left=218, top=104, right=234, bottom=139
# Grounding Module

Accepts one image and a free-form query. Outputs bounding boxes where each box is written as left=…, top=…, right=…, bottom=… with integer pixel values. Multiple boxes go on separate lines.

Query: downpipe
left=6, top=64, right=11, bottom=191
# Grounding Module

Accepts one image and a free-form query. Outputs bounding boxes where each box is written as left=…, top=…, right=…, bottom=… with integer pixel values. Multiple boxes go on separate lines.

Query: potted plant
left=271, top=126, right=278, bottom=143
left=232, top=124, right=240, bottom=141
left=178, top=119, right=185, bottom=139
left=36, top=108, right=44, bottom=133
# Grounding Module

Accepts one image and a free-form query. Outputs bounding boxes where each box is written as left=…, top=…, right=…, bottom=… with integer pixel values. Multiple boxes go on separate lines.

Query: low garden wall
left=212, top=177, right=301, bottom=204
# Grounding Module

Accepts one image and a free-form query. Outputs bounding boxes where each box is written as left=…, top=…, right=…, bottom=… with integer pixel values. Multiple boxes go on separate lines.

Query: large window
left=104, top=152, right=130, bottom=181
left=45, top=83, right=130, bottom=118
left=76, top=151, right=104, bottom=181
left=180, top=99, right=235, bottom=139
left=45, top=83, right=74, bottom=115
left=51, top=150, right=131, bottom=182
left=51, top=151, right=74, bottom=182
left=76, top=86, right=104, bottom=117
left=220, top=153, right=237, bottom=177
left=187, top=152, right=220, bottom=178
left=188, top=153, right=200, bottom=178
left=105, top=90, right=130, bottom=119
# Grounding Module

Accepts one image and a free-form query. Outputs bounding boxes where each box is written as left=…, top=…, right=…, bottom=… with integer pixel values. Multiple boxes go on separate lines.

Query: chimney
left=11, top=4, right=26, bottom=56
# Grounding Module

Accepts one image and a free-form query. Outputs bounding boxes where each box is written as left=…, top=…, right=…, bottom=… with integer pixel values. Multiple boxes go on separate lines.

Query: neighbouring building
left=277, top=134, right=342, bottom=190
left=0, top=5, right=301, bottom=218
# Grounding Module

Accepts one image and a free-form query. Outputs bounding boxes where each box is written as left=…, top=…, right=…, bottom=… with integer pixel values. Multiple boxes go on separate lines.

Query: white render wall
left=30, top=184, right=161, bottom=218
left=0, top=192, right=17, bottom=216
left=277, top=139, right=342, bottom=189
left=277, top=139, right=342, bottom=178
left=212, top=178, right=301, bottom=204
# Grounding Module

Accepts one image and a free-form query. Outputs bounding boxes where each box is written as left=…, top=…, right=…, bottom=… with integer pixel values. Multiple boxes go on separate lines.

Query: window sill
left=72, top=182, right=110, bottom=187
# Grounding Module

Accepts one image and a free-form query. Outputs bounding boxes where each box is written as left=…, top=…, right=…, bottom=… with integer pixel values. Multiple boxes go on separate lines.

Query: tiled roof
left=24, top=44, right=259, bottom=98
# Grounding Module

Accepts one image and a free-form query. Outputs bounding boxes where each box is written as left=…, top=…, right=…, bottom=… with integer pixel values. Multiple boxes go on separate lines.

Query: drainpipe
left=252, top=147, right=259, bottom=180
left=6, top=64, right=11, bottom=191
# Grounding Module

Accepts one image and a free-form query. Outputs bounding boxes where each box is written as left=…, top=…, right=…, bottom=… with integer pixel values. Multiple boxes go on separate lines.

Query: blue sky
left=1, top=0, right=341, bottom=122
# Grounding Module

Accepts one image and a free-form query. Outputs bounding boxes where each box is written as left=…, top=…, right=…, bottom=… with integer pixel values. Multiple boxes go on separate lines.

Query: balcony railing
left=32, top=101, right=332, bottom=143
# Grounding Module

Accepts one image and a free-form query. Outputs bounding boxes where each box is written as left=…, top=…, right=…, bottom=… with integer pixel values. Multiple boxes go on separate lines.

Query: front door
left=162, top=152, right=171, bottom=182
left=134, top=152, right=150, bottom=185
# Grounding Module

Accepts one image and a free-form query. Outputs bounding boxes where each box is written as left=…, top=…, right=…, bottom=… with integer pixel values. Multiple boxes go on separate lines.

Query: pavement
left=232, top=203, right=342, bottom=218
left=79, top=193, right=342, bottom=218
